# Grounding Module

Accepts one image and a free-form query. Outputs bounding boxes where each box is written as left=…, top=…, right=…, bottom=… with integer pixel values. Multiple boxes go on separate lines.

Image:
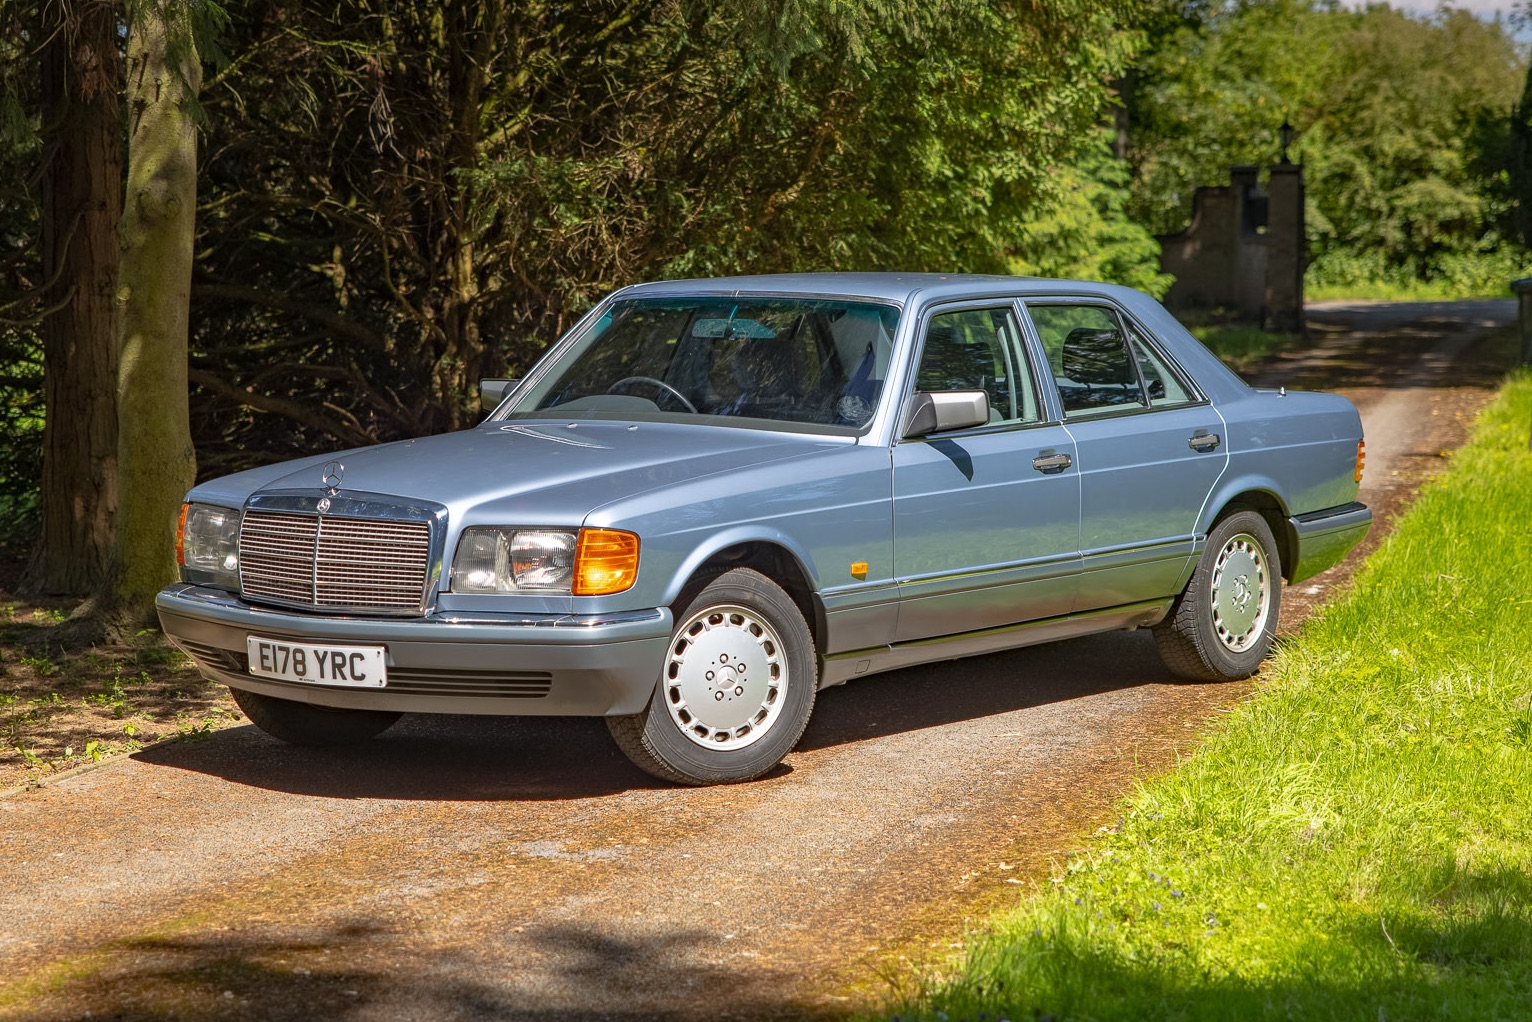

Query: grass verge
left=1306, top=282, right=1514, bottom=303
left=874, top=369, right=1532, bottom=1021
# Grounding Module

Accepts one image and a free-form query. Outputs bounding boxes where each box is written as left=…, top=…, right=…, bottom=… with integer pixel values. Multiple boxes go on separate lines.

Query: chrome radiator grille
left=239, top=509, right=432, bottom=613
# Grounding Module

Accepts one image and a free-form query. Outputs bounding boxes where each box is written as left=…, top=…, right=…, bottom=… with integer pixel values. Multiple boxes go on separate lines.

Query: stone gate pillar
left=1156, top=163, right=1305, bottom=332
left=1264, top=163, right=1305, bottom=333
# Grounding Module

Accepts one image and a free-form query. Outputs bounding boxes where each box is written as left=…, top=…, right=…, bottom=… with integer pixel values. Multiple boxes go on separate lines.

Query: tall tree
left=32, top=0, right=122, bottom=595
left=183, top=0, right=1156, bottom=472
left=1127, top=1, right=1525, bottom=288
left=106, top=0, right=204, bottom=627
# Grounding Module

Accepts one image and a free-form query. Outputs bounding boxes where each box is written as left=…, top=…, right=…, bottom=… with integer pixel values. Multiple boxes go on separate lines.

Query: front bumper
left=156, top=583, right=673, bottom=716
left=1286, top=501, right=1373, bottom=584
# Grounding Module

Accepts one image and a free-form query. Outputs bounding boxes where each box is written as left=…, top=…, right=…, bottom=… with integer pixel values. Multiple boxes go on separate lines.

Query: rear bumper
left=1286, top=501, right=1372, bottom=584
left=156, top=583, right=672, bottom=716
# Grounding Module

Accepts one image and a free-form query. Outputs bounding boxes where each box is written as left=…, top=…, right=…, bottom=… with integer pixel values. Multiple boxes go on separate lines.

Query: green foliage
left=0, top=331, right=43, bottom=542
left=185, top=0, right=1158, bottom=467
left=1307, top=245, right=1528, bottom=301
left=0, top=3, right=42, bottom=542
left=1130, top=2, right=1526, bottom=291
left=874, top=370, right=1532, bottom=1022
left=1009, top=131, right=1173, bottom=296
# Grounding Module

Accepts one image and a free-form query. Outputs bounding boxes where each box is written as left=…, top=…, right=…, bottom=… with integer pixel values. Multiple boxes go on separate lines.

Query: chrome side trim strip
left=820, top=598, right=1172, bottom=687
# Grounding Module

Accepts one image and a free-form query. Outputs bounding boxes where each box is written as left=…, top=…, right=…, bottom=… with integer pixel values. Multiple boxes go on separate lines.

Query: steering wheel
left=607, top=376, right=698, bottom=413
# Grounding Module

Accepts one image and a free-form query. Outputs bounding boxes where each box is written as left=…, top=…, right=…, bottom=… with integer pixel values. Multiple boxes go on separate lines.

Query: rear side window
left=1026, top=304, right=1145, bottom=418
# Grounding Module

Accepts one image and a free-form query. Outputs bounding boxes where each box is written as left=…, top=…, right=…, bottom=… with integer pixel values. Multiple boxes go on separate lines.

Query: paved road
left=0, top=301, right=1516, bottom=1022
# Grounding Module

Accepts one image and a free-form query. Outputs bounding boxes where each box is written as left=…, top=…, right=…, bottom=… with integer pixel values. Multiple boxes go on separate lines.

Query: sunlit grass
left=874, top=370, right=1532, bottom=1021
left=1307, top=280, right=1514, bottom=302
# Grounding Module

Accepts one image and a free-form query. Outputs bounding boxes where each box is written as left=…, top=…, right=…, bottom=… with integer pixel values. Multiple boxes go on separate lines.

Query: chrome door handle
left=1032, top=452, right=1072, bottom=474
left=1188, top=432, right=1221, bottom=452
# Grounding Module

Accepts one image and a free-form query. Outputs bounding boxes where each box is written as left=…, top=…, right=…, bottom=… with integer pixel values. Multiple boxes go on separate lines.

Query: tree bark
left=106, top=4, right=199, bottom=629
left=31, top=0, right=123, bottom=596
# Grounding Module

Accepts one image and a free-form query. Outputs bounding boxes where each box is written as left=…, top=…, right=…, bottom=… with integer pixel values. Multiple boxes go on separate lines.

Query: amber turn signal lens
left=1355, top=440, right=1366, bottom=483
left=175, top=503, right=189, bottom=565
left=573, top=529, right=640, bottom=596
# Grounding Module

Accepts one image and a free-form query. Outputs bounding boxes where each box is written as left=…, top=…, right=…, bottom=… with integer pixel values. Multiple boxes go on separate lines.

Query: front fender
left=658, top=525, right=823, bottom=608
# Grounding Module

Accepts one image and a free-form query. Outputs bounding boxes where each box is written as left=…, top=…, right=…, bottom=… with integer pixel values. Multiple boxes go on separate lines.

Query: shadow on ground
left=8, top=919, right=847, bottom=1022
left=134, top=630, right=1182, bottom=802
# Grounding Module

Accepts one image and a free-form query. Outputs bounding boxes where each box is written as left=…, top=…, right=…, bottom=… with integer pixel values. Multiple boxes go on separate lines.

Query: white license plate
left=246, top=637, right=387, bottom=688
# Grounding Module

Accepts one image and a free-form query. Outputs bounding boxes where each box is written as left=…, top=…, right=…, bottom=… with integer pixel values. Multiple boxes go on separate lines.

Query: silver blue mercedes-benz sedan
left=157, top=273, right=1371, bottom=785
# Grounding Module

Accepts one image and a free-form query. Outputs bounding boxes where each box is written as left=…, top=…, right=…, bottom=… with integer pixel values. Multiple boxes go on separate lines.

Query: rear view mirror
left=901, top=390, right=990, bottom=438
left=480, top=378, right=518, bottom=411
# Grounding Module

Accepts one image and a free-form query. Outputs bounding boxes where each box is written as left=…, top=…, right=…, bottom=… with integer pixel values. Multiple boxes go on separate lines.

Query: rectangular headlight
left=451, top=528, right=577, bottom=594
left=178, top=502, right=241, bottom=589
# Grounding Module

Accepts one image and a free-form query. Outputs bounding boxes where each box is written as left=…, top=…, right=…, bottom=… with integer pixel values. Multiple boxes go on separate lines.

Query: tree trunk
left=431, top=1, right=498, bottom=432
left=31, top=0, right=123, bottom=596
left=106, top=4, right=199, bottom=629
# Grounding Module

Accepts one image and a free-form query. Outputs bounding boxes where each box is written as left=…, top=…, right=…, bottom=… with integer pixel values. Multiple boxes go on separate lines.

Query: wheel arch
left=1201, top=483, right=1296, bottom=582
left=663, top=534, right=825, bottom=653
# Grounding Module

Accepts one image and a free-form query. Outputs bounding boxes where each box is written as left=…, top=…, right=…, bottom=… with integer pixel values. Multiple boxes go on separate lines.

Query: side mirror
left=901, top=390, right=990, bottom=438
left=479, top=378, right=518, bottom=411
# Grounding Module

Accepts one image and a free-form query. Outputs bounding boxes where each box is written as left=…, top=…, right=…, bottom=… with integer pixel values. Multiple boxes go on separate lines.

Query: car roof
left=611, top=272, right=1146, bottom=307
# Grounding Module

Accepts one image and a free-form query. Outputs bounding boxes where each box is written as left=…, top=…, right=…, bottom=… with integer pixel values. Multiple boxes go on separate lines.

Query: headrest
left=1062, top=327, right=1133, bottom=386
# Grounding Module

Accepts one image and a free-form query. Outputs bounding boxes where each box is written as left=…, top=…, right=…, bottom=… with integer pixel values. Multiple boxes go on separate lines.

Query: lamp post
left=1279, top=119, right=1295, bottom=165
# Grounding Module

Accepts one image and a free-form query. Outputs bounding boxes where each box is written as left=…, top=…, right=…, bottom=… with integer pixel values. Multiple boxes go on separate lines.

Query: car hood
left=187, top=420, right=848, bottom=526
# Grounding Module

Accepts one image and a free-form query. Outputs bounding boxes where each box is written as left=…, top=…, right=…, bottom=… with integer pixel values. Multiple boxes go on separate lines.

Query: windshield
left=504, top=297, right=900, bottom=433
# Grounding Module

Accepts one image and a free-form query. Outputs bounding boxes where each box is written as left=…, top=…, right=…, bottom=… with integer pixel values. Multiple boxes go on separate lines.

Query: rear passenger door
left=891, top=303, right=1080, bottom=642
left=1023, top=301, right=1229, bottom=611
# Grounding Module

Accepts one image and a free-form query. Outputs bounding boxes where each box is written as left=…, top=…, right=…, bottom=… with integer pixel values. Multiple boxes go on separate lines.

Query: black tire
left=229, top=687, right=402, bottom=746
left=607, top=568, right=817, bottom=785
left=1153, top=509, right=1282, bottom=682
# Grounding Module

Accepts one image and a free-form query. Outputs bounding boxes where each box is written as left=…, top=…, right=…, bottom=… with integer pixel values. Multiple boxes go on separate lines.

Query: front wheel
left=230, top=687, right=402, bottom=746
left=607, top=568, right=817, bottom=785
left=1153, top=509, right=1282, bottom=681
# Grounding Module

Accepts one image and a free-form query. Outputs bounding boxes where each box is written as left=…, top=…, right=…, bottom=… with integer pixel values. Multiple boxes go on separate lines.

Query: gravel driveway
left=0, top=300, right=1516, bottom=1022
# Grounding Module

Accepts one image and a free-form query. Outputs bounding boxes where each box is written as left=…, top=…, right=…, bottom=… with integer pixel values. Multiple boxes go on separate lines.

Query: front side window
left=915, top=306, right=1040, bottom=424
left=1027, top=304, right=1146, bottom=418
left=504, top=297, right=900, bottom=433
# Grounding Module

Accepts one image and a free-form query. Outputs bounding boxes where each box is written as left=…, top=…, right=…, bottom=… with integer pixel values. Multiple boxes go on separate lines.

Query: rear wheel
left=230, top=687, right=402, bottom=746
left=607, top=568, right=817, bottom=785
left=1153, top=509, right=1282, bottom=681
